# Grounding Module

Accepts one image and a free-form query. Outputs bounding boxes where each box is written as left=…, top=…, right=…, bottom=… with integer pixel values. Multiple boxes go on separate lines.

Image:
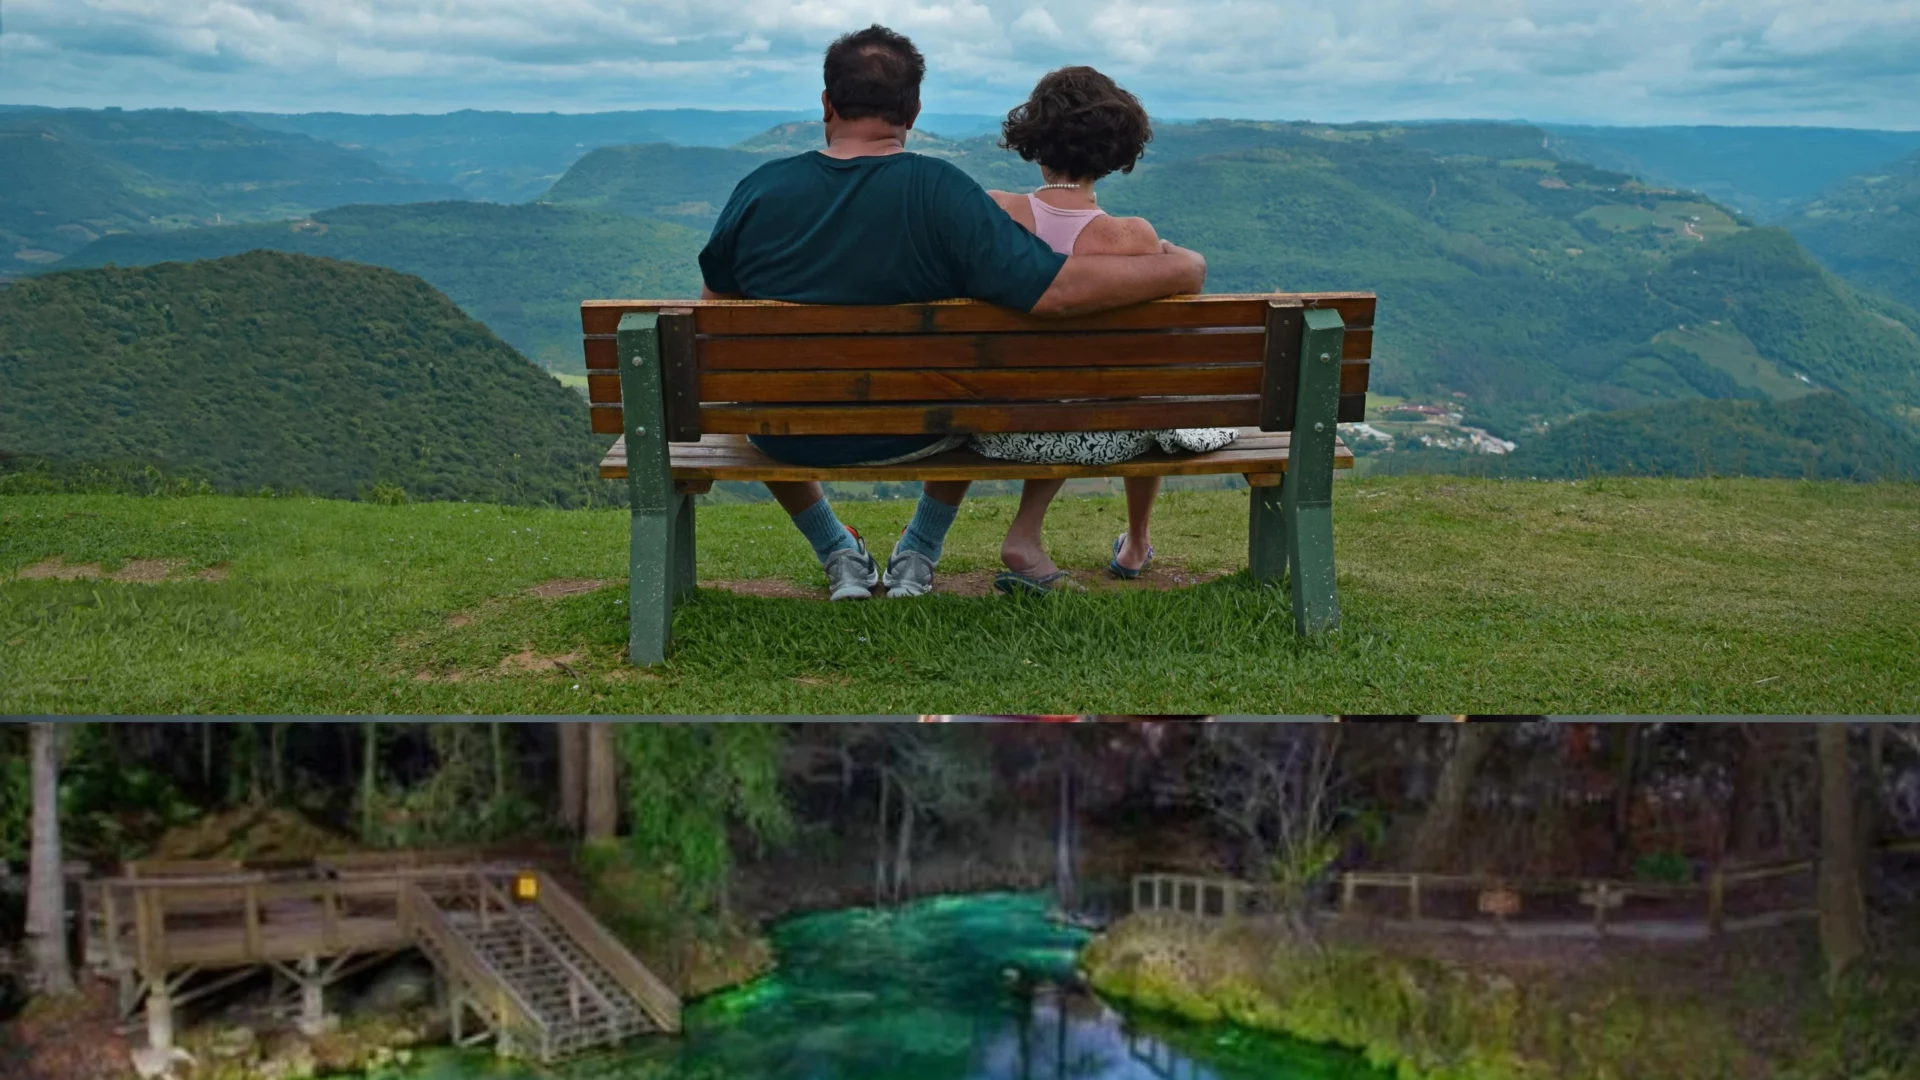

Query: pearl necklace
left=1034, top=182, right=1096, bottom=205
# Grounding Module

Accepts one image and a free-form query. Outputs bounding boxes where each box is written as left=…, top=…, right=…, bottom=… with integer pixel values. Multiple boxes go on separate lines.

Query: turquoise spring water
left=395, top=893, right=1389, bottom=1080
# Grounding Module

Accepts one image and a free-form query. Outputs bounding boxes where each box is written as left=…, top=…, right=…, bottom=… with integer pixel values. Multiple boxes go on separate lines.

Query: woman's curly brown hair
left=1000, top=66, right=1152, bottom=181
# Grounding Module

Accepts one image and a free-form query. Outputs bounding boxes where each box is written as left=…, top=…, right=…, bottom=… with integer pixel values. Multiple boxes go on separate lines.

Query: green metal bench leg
left=619, top=313, right=676, bottom=665
left=1248, top=483, right=1288, bottom=584
left=1282, top=308, right=1347, bottom=635
left=672, top=491, right=696, bottom=601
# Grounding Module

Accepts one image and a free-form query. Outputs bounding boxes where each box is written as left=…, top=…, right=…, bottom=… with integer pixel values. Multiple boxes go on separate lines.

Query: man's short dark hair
left=823, top=25, right=925, bottom=127
left=1001, top=66, right=1152, bottom=181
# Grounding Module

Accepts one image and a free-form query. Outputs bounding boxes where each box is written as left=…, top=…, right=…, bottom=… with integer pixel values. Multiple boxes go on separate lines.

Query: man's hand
left=1029, top=245, right=1207, bottom=318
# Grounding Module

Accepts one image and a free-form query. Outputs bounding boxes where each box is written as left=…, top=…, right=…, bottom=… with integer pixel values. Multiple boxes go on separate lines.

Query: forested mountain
left=44, top=117, right=1920, bottom=469
left=1539, top=125, right=1920, bottom=221
left=1780, top=150, right=1920, bottom=313
left=0, top=109, right=460, bottom=274
left=58, top=203, right=705, bottom=370
left=0, top=252, right=611, bottom=505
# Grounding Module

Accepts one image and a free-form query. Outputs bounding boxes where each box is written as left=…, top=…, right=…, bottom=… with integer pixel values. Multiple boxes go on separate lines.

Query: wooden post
left=619, top=312, right=678, bottom=665
left=103, top=885, right=123, bottom=971
left=244, top=884, right=261, bottom=959
left=1708, top=869, right=1726, bottom=937
left=1408, top=874, right=1422, bottom=921
left=1594, top=883, right=1610, bottom=936
left=147, top=981, right=175, bottom=1052
left=1281, top=308, right=1346, bottom=634
left=1341, top=873, right=1357, bottom=914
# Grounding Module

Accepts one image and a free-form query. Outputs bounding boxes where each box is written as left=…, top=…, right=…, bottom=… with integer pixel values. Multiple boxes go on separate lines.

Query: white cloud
left=0, top=0, right=1914, bottom=127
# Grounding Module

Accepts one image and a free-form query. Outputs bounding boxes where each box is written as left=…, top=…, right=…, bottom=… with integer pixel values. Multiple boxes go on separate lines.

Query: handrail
left=531, top=871, right=682, bottom=1033
left=401, top=883, right=548, bottom=1052
left=471, top=874, right=627, bottom=1042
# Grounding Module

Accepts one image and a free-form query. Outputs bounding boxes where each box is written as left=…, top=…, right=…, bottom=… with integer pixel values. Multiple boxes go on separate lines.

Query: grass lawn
left=4, top=476, right=1918, bottom=714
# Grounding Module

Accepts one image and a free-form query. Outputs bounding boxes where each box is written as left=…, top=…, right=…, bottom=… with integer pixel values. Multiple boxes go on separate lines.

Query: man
left=699, top=25, right=1207, bottom=600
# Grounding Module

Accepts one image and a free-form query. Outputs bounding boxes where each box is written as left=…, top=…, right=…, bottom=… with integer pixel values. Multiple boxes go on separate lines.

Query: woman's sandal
left=994, top=569, right=1080, bottom=596
left=1108, top=534, right=1154, bottom=580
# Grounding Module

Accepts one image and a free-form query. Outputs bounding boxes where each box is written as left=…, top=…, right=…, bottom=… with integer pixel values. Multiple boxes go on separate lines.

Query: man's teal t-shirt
left=699, top=150, right=1069, bottom=467
left=698, top=151, right=1066, bottom=311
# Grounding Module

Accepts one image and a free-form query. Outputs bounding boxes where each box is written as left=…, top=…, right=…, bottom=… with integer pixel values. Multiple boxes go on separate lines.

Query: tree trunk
left=586, top=722, right=618, bottom=841
left=269, top=722, right=287, bottom=798
left=1409, top=724, right=1499, bottom=872
left=557, top=723, right=586, bottom=833
left=1818, top=723, right=1867, bottom=992
left=893, top=797, right=915, bottom=903
left=874, top=771, right=891, bottom=906
left=491, top=722, right=507, bottom=803
left=1609, top=723, right=1642, bottom=861
left=1728, top=724, right=1770, bottom=857
left=27, top=723, right=75, bottom=996
left=360, top=721, right=379, bottom=841
left=1054, top=753, right=1077, bottom=913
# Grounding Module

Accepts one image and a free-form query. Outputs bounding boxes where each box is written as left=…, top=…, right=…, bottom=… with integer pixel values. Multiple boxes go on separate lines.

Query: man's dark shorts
left=747, top=434, right=963, bottom=467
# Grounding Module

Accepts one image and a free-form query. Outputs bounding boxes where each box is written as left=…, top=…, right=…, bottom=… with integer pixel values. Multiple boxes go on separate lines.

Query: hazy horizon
left=3, top=2, right=1917, bottom=130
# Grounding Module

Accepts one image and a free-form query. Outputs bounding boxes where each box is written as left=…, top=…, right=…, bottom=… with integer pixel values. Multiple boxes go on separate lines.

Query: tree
left=587, top=722, right=619, bottom=841
left=1184, top=724, right=1345, bottom=929
left=1817, top=722, right=1867, bottom=991
left=556, top=722, right=586, bottom=833
left=27, top=722, right=75, bottom=995
left=1408, top=722, right=1501, bottom=872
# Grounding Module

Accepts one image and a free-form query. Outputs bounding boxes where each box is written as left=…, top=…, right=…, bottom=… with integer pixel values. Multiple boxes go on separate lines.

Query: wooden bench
left=579, top=292, right=1376, bottom=664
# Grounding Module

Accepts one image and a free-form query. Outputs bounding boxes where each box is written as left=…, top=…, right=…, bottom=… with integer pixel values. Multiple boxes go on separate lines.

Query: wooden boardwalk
left=80, top=853, right=680, bottom=1061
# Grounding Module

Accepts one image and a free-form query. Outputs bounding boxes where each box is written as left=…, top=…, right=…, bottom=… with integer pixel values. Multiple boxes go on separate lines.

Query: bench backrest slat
left=580, top=294, right=1374, bottom=439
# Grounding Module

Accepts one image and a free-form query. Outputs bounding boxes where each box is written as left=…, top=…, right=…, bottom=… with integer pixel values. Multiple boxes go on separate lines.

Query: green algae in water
left=389, top=894, right=1388, bottom=1080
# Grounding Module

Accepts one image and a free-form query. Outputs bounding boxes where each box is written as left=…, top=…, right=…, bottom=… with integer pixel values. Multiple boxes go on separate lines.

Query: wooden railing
left=531, top=870, right=682, bottom=1032
left=400, top=881, right=548, bottom=1054
left=1132, top=839, right=1920, bottom=938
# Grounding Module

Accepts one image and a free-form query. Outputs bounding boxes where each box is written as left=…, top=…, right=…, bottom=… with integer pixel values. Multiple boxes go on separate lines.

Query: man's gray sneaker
left=883, top=544, right=938, bottom=598
left=823, top=534, right=879, bottom=601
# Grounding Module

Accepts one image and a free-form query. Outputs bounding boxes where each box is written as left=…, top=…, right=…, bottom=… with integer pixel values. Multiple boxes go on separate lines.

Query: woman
left=979, top=67, right=1235, bottom=595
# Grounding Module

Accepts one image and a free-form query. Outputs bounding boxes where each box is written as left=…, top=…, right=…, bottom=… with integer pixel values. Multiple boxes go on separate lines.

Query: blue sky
left=2, top=1, right=1917, bottom=128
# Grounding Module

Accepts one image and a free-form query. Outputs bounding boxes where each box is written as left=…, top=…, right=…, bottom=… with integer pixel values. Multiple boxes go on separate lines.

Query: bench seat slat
left=581, top=293, right=1376, bottom=337
left=585, top=362, right=1369, bottom=406
left=598, top=429, right=1352, bottom=483
left=588, top=393, right=1368, bottom=435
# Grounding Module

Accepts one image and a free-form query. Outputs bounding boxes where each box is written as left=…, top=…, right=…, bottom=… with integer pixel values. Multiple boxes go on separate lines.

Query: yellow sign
left=514, top=873, right=539, bottom=902
left=1477, top=888, right=1521, bottom=917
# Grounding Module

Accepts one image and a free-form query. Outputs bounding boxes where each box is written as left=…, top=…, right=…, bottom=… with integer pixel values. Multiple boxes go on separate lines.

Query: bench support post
left=1282, top=308, right=1345, bottom=634
left=1248, top=484, right=1288, bottom=583
left=673, top=491, right=697, bottom=601
left=619, top=313, right=677, bottom=665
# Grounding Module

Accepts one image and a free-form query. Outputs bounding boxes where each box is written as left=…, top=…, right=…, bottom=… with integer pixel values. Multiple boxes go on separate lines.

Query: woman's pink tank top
left=1028, top=194, right=1106, bottom=255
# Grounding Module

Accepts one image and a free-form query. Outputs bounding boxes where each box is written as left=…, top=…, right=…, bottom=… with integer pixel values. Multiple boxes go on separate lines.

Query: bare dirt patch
left=499, top=648, right=585, bottom=676
left=527, top=578, right=605, bottom=599
left=195, top=564, right=231, bottom=582
left=702, top=566, right=1222, bottom=601
left=15, top=556, right=190, bottom=582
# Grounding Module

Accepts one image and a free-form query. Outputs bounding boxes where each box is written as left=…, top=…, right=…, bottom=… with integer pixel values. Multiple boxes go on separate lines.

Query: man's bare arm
left=1028, top=243, right=1207, bottom=318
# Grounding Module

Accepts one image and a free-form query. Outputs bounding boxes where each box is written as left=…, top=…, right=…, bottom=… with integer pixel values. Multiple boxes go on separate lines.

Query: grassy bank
left=1081, top=914, right=1920, bottom=1080
left=4, top=476, right=1918, bottom=712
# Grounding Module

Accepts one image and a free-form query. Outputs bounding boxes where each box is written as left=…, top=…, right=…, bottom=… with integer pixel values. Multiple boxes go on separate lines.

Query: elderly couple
left=699, top=24, right=1229, bottom=599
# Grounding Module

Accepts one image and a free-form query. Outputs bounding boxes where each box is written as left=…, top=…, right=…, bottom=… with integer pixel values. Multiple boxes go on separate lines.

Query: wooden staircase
left=401, top=870, right=679, bottom=1061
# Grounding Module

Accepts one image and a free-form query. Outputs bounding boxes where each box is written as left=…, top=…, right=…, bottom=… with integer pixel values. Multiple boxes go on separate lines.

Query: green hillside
left=0, top=109, right=460, bottom=274
left=1377, top=393, right=1920, bottom=481
left=1781, top=150, right=1920, bottom=313
left=57, top=202, right=706, bottom=370
left=1540, top=124, right=1920, bottom=221
left=0, top=252, right=611, bottom=506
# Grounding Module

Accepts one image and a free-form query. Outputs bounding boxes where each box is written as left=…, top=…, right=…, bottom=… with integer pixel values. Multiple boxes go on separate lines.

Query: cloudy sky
left=2, top=1, right=1916, bottom=128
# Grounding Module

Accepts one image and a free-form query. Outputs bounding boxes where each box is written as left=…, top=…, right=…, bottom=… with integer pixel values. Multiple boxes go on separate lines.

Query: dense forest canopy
left=0, top=252, right=614, bottom=505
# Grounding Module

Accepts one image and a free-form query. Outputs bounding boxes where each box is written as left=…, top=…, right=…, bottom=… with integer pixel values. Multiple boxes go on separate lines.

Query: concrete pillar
left=295, top=955, right=337, bottom=1036
left=146, top=981, right=175, bottom=1052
